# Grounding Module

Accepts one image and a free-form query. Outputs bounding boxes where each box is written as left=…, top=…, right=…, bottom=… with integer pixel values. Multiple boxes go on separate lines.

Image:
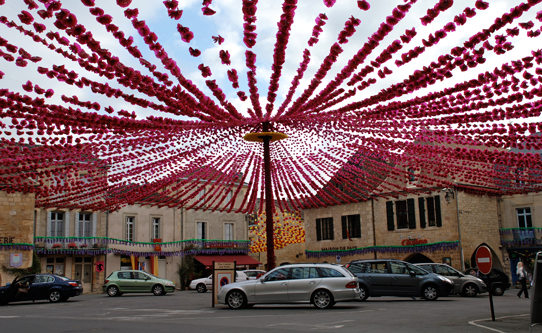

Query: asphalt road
left=0, top=290, right=535, bottom=333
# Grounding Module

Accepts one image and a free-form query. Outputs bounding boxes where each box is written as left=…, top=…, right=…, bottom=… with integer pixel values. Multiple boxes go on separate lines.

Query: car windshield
left=55, top=275, right=69, bottom=281
left=406, top=264, right=428, bottom=275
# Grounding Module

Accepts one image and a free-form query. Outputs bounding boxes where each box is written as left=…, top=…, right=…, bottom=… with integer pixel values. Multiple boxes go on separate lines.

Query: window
left=78, top=212, right=92, bottom=237
left=226, top=190, right=233, bottom=203
left=517, top=208, right=532, bottom=228
left=418, top=196, right=442, bottom=228
left=426, top=197, right=436, bottom=226
left=368, top=262, right=388, bottom=274
left=342, top=214, right=361, bottom=239
left=389, top=261, right=408, bottom=274
left=224, top=222, right=234, bottom=240
left=317, top=267, right=345, bottom=278
left=126, top=216, right=135, bottom=241
left=290, top=267, right=319, bottom=279
left=407, top=167, right=416, bottom=182
left=434, top=265, right=459, bottom=277
left=152, top=217, right=160, bottom=240
left=197, top=221, right=207, bottom=240
left=396, top=201, right=409, bottom=229
left=197, top=188, right=205, bottom=201
left=265, top=268, right=289, bottom=281
left=347, top=262, right=370, bottom=274
left=50, top=212, right=64, bottom=237
left=316, top=217, right=334, bottom=241
left=386, top=199, right=416, bottom=231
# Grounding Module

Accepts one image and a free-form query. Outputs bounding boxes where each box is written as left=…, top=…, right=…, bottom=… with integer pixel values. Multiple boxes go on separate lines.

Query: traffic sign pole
left=476, top=246, right=495, bottom=321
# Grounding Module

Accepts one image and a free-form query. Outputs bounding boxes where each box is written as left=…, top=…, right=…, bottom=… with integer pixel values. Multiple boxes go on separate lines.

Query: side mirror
left=6, top=283, right=10, bottom=286
left=409, top=270, right=416, bottom=277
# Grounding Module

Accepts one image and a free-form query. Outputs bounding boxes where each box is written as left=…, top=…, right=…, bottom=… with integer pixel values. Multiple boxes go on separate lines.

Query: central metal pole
left=262, top=122, right=276, bottom=271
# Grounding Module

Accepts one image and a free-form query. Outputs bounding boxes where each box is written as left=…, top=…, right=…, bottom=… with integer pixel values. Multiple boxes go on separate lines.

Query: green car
left=103, top=270, right=176, bottom=297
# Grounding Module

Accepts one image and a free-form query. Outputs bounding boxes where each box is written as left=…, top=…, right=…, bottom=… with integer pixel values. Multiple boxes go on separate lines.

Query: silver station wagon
left=217, top=263, right=360, bottom=309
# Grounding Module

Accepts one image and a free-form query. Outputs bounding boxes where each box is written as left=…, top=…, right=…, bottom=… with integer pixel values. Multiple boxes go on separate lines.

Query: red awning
left=194, top=255, right=261, bottom=268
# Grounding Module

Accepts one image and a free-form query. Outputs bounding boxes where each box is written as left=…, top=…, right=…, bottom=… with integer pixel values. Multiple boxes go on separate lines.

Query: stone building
left=0, top=189, right=36, bottom=286
left=304, top=188, right=502, bottom=272
left=303, top=150, right=503, bottom=273
left=499, top=192, right=542, bottom=284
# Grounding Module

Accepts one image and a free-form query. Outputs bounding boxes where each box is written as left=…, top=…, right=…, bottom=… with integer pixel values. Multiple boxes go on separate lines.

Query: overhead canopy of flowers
left=1, top=0, right=542, bottom=214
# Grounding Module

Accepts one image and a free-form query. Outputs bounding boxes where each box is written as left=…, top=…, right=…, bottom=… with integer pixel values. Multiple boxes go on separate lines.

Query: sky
left=1, top=0, right=541, bottom=123
left=2, top=0, right=542, bottom=210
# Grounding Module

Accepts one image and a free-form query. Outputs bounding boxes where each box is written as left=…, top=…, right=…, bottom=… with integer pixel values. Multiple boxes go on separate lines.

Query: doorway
left=74, top=257, right=93, bottom=292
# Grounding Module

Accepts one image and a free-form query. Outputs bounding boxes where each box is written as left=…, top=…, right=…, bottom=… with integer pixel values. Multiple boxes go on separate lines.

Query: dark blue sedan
left=0, top=274, right=83, bottom=305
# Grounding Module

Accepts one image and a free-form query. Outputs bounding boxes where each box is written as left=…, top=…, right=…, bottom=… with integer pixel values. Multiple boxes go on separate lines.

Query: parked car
left=190, top=271, right=249, bottom=293
left=416, top=263, right=487, bottom=297
left=217, top=263, right=360, bottom=309
left=0, top=274, right=83, bottom=305
left=345, top=259, right=455, bottom=301
left=464, top=267, right=511, bottom=296
left=243, top=269, right=266, bottom=280
left=103, top=270, right=175, bottom=297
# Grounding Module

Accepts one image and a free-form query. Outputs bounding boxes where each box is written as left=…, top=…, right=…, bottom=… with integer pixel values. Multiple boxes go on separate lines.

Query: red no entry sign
left=476, top=246, right=492, bottom=275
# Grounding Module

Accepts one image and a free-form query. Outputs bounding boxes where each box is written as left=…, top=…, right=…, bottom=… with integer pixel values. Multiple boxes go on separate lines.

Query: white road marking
left=268, top=319, right=354, bottom=329
left=0, top=316, right=20, bottom=318
left=468, top=313, right=529, bottom=333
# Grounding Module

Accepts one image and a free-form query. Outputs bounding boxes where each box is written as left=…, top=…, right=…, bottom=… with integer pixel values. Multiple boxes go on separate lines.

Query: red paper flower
left=212, top=35, right=224, bottom=45
left=117, top=0, right=132, bottom=8
left=189, top=47, right=201, bottom=57
left=202, top=6, right=216, bottom=16
left=357, top=0, right=370, bottom=11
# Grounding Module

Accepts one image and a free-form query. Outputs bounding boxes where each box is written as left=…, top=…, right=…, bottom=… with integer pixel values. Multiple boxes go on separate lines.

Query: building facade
left=499, top=192, right=542, bottom=284
left=304, top=188, right=502, bottom=274
left=0, top=190, right=36, bottom=286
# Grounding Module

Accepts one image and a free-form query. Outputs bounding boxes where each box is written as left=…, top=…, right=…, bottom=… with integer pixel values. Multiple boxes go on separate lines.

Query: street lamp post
left=243, top=122, right=287, bottom=272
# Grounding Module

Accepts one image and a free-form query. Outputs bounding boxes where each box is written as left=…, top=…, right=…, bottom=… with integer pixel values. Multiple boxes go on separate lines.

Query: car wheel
left=359, top=284, right=369, bottom=301
left=196, top=283, right=207, bottom=293
left=422, top=284, right=439, bottom=301
left=462, top=284, right=478, bottom=297
left=152, top=285, right=164, bottom=296
left=492, top=285, right=505, bottom=296
left=107, top=285, right=119, bottom=297
left=48, top=290, right=62, bottom=303
left=312, top=290, right=335, bottom=309
left=226, top=290, right=247, bottom=309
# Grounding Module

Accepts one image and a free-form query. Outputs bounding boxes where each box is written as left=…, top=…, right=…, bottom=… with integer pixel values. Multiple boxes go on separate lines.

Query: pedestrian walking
left=517, top=261, right=529, bottom=299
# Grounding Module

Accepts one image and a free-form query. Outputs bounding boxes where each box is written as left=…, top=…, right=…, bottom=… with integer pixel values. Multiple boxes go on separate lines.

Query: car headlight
left=437, top=275, right=454, bottom=284
left=165, top=281, right=174, bottom=287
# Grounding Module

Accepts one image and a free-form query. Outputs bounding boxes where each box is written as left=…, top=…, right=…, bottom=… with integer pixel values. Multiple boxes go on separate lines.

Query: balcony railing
left=513, top=229, right=536, bottom=241
left=500, top=228, right=542, bottom=247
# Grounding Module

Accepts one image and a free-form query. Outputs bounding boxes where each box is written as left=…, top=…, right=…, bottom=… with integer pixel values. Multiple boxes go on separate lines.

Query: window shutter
left=341, top=216, right=347, bottom=239
left=47, top=211, right=52, bottom=237
left=353, top=214, right=361, bottom=237
left=329, top=218, right=334, bottom=240
left=75, top=212, right=80, bottom=237
left=316, top=219, right=322, bottom=241
left=407, top=199, right=416, bottom=229
left=435, top=195, right=442, bottom=227
left=418, top=197, right=426, bottom=228
left=64, top=211, right=69, bottom=237
left=386, top=201, right=395, bottom=231
left=92, top=212, right=97, bottom=238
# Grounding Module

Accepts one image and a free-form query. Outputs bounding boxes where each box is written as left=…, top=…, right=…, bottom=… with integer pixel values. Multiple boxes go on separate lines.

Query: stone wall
left=304, top=189, right=501, bottom=272
left=0, top=190, right=35, bottom=285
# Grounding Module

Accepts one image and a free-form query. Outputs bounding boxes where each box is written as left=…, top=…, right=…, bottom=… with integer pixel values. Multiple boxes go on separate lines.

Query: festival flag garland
left=0, top=0, right=541, bottom=223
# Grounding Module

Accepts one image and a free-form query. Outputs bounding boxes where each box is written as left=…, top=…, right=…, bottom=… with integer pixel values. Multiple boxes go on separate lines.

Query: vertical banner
left=530, top=252, right=542, bottom=330
left=212, top=261, right=236, bottom=308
